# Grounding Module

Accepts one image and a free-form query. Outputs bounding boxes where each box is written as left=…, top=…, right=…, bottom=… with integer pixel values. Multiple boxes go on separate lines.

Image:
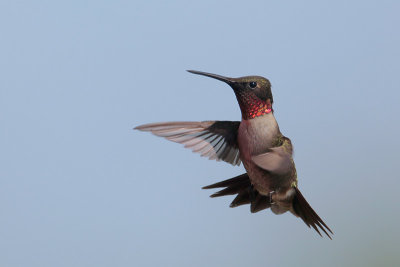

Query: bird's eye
left=249, top=81, right=257, bottom=88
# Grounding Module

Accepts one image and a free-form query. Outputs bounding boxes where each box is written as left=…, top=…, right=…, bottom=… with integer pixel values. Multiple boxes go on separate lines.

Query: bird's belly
left=242, top=161, right=274, bottom=195
left=238, top=115, right=280, bottom=195
left=243, top=160, right=295, bottom=195
left=238, top=115, right=293, bottom=195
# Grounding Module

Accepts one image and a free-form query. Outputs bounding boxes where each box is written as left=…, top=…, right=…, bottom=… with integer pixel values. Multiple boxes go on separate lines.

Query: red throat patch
left=240, top=98, right=272, bottom=120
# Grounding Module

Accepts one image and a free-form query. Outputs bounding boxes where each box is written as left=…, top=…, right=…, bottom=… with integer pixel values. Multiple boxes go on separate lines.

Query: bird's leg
left=269, top=191, right=275, bottom=204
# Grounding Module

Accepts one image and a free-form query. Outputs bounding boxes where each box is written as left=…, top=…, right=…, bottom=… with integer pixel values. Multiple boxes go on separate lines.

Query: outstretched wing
left=135, top=121, right=241, bottom=166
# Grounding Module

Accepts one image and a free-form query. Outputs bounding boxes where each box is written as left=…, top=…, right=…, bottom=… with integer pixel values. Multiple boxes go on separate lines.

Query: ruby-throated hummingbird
left=135, top=70, right=333, bottom=238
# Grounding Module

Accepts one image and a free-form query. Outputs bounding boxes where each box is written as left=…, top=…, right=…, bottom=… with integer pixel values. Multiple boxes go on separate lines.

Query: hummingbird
left=135, top=70, right=333, bottom=238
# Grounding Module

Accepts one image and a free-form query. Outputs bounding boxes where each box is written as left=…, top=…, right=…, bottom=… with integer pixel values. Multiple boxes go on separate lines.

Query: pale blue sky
left=1, top=1, right=400, bottom=266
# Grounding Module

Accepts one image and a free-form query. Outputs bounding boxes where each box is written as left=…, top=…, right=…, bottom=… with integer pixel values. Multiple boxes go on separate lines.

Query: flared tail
left=203, top=174, right=333, bottom=239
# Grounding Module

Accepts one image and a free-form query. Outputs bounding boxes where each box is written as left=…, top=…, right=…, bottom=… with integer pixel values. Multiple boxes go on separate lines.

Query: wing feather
left=251, top=137, right=293, bottom=175
left=135, top=121, right=241, bottom=165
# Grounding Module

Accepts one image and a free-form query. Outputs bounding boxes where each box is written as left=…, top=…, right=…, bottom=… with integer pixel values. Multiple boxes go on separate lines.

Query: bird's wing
left=251, top=138, right=293, bottom=175
left=135, top=121, right=241, bottom=166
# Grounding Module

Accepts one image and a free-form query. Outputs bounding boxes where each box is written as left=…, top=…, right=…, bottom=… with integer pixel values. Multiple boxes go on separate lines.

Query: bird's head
left=187, top=70, right=273, bottom=120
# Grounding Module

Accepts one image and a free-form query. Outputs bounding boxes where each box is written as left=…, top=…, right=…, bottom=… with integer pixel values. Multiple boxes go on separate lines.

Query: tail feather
left=210, top=186, right=245, bottom=197
left=251, top=193, right=271, bottom=213
left=202, top=173, right=249, bottom=189
left=230, top=190, right=251, bottom=207
left=292, top=187, right=333, bottom=239
left=203, top=173, right=270, bottom=213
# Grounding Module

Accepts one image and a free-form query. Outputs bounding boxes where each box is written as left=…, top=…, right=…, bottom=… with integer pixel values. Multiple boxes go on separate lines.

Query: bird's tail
left=202, top=173, right=271, bottom=213
left=292, top=187, right=333, bottom=239
left=203, top=174, right=333, bottom=239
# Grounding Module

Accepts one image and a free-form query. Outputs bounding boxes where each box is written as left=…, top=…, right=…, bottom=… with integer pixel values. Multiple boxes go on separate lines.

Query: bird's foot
left=269, top=191, right=275, bottom=204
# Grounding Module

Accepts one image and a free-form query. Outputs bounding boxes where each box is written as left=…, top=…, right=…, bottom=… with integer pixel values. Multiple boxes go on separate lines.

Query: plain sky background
left=1, top=1, right=400, bottom=266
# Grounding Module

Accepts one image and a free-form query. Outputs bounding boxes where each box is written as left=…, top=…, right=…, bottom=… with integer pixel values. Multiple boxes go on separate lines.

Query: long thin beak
left=187, top=70, right=235, bottom=85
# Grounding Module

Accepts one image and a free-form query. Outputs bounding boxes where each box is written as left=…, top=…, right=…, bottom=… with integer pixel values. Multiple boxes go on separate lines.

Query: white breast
left=237, top=113, right=282, bottom=195
left=238, top=113, right=280, bottom=164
